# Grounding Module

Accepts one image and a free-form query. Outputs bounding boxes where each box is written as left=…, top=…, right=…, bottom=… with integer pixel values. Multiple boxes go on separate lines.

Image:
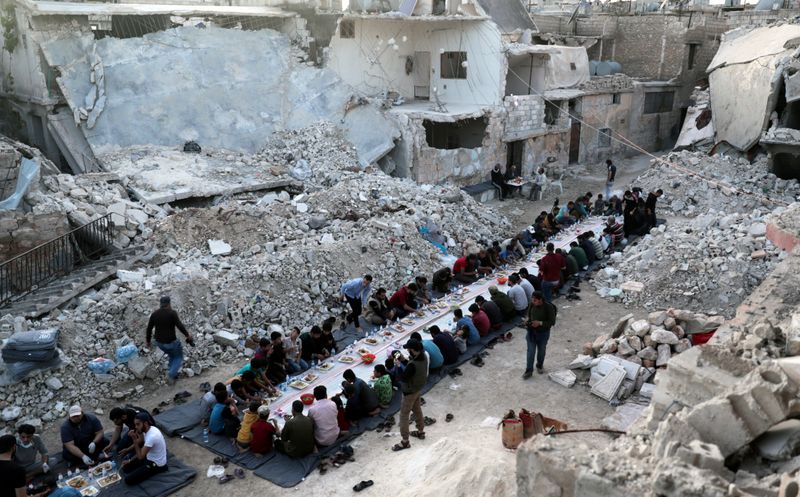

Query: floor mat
left=99, top=453, right=196, bottom=497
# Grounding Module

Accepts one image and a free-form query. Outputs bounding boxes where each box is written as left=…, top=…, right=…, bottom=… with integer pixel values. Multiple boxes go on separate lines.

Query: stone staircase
left=0, top=246, right=146, bottom=318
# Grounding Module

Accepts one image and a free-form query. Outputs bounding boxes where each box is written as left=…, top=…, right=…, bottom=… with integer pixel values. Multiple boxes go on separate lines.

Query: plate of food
left=414, top=310, right=425, bottom=317
left=381, top=330, right=394, bottom=337
left=402, top=319, right=414, bottom=325
left=80, top=487, right=99, bottom=497
left=67, top=476, right=89, bottom=490
left=318, top=362, right=334, bottom=371
left=97, top=473, right=121, bottom=488
left=302, top=372, right=318, bottom=383
left=90, top=462, right=113, bottom=477
left=357, top=347, right=371, bottom=355
left=289, top=379, right=309, bottom=390
left=394, top=324, right=405, bottom=331
left=338, top=355, right=356, bottom=364
left=364, top=337, right=379, bottom=345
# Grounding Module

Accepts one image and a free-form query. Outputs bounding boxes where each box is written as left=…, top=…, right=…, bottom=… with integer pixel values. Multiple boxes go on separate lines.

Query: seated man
left=106, top=406, right=152, bottom=459
left=229, top=377, right=257, bottom=403
left=468, top=303, right=490, bottom=337
left=474, top=296, right=503, bottom=331
left=60, top=405, right=108, bottom=467
left=342, top=369, right=380, bottom=421
left=199, top=383, right=227, bottom=426
left=389, top=283, right=419, bottom=319
left=518, top=229, right=536, bottom=250
left=250, top=405, right=279, bottom=455
left=506, top=274, right=530, bottom=316
left=365, top=288, right=396, bottom=326
left=555, top=201, right=576, bottom=225
left=452, top=308, right=480, bottom=346
left=414, top=276, right=431, bottom=305
left=252, top=338, right=272, bottom=361
left=431, top=267, right=453, bottom=293
left=236, top=358, right=274, bottom=394
left=299, top=326, right=328, bottom=365
left=307, top=386, right=340, bottom=447
left=487, top=286, right=516, bottom=321
left=500, top=236, right=527, bottom=260
left=476, top=249, right=495, bottom=275
left=321, top=320, right=339, bottom=356
left=587, top=231, right=604, bottom=260
left=605, top=216, right=625, bottom=249
left=277, top=401, right=314, bottom=458
left=209, top=391, right=240, bottom=437
left=569, top=241, right=589, bottom=270
left=410, top=331, right=443, bottom=371
left=452, top=254, right=479, bottom=284
left=40, top=474, right=81, bottom=497
left=13, top=424, right=48, bottom=477
left=578, top=234, right=597, bottom=265
left=2, top=435, right=29, bottom=497
left=593, top=194, right=606, bottom=215
left=429, top=326, right=459, bottom=365
left=121, top=413, right=168, bottom=486
left=518, top=267, right=541, bottom=292
left=490, top=163, right=509, bottom=200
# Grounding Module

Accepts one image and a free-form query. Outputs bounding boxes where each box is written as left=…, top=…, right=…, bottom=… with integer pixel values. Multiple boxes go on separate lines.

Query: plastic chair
left=549, top=174, right=564, bottom=194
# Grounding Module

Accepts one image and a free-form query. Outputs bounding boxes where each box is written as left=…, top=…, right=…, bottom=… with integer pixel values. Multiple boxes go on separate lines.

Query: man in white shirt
left=518, top=274, right=534, bottom=303
left=507, top=274, right=529, bottom=316
left=122, top=412, right=168, bottom=485
left=306, top=386, right=340, bottom=447
left=529, top=167, right=547, bottom=201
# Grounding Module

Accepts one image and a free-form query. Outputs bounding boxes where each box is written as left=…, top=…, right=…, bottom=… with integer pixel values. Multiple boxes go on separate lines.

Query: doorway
left=414, top=52, right=430, bottom=100
left=506, top=140, right=524, bottom=177
left=569, top=121, right=581, bottom=164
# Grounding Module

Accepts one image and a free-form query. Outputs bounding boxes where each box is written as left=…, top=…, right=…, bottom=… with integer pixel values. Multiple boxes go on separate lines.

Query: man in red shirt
left=537, top=243, right=564, bottom=303
left=452, top=254, right=479, bottom=284
left=468, top=303, right=490, bottom=336
left=389, top=283, right=419, bottom=318
left=250, top=405, right=279, bottom=455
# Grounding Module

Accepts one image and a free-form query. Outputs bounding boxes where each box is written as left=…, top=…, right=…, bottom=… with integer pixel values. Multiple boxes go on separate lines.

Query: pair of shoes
left=354, top=480, right=374, bottom=492
left=218, top=475, right=234, bottom=484
left=423, top=416, right=436, bottom=426
left=234, top=468, right=245, bottom=479
left=392, top=440, right=410, bottom=451
left=537, top=367, right=544, bottom=374
left=471, top=356, right=484, bottom=367
left=198, top=382, right=211, bottom=392
left=522, top=371, right=532, bottom=379
left=213, top=456, right=229, bottom=467
left=448, top=368, right=463, bottom=377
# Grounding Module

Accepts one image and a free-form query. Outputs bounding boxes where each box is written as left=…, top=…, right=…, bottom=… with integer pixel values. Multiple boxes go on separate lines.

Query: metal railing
left=0, top=214, right=114, bottom=306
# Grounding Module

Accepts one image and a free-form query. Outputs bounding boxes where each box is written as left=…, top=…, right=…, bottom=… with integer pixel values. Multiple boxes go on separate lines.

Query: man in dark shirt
left=299, top=326, right=327, bottom=364
left=474, top=296, right=503, bottom=330
left=490, top=163, right=509, bottom=200
left=429, top=326, right=458, bottom=365
left=645, top=189, right=663, bottom=229
left=0, top=434, right=26, bottom=497
left=522, top=291, right=556, bottom=379
left=60, top=405, right=108, bottom=467
left=606, top=159, right=616, bottom=183
left=146, top=296, right=194, bottom=385
left=277, top=401, right=314, bottom=458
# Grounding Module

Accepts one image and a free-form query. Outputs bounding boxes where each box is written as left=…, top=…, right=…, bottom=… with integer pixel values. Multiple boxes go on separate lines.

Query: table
left=267, top=218, right=605, bottom=426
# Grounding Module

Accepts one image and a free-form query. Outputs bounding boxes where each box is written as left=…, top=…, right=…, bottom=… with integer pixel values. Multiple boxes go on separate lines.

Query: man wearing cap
left=0, top=434, right=27, bottom=497
left=146, top=296, right=194, bottom=385
left=121, top=412, right=168, bottom=485
left=522, top=292, right=556, bottom=379
left=60, top=405, right=108, bottom=467
left=392, top=339, right=428, bottom=452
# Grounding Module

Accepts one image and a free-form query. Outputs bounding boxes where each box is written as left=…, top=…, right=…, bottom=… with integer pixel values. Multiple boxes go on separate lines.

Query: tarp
left=544, top=46, right=590, bottom=90
left=0, top=157, right=38, bottom=210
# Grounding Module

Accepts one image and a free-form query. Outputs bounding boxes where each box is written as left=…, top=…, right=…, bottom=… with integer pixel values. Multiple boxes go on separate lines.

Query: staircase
left=0, top=247, right=145, bottom=318
left=0, top=214, right=147, bottom=318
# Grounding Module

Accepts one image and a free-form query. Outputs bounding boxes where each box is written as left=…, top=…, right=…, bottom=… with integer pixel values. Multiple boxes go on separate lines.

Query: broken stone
left=630, top=319, right=651, bottom=337
left=651, top=329, right=680, bottom=345
left=45, top=377, right=63, bottom=390
left=569, top=354, right=593, bottom=369
left=754, top=419, right=800, bottom=461
left=656, top=344, right=672, bottom=367
left=208, top=239, right=232, bottom=256
left=592, top=334, right=610, bottom=354
left=2, top=406, right=21, bottom=421
left=673, top=338, right=691, bottom=354
left=637, top=346, right=658, bottom=361
left=748, top=222, right=767, bottom=237
left=116, top=269, right=145, bottom=283
left=616, top=339, right=635, bottom=356
left=613, top=313, right=634, bottom=338
left=213, top=330, right=239, bottom=348
left=627, top=336, right=643, bottom=351
left=648, top=311, right=668, bottom=326
left=599, top=340, right=617, bottom=355
left=548, top=370, right=577, bottom=388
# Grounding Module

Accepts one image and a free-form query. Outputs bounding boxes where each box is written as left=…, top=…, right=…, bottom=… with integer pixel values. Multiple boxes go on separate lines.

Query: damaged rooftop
left=1, top=0, right=800, bottom=496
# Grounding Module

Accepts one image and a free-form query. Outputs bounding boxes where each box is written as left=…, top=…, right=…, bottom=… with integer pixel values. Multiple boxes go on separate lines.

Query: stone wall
left=0, top=211, right=70, bottom=260
left=578, top=90, right=636, bottom=164
left=0, top=142, right=19, bottom=200
left=504, top=95, right=546, bottom=141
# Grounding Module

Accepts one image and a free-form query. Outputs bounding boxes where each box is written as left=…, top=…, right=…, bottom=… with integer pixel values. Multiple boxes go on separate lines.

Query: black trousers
left=346, top=296, right=363, bottom=328
left=123, top=458, right=167, bottom=485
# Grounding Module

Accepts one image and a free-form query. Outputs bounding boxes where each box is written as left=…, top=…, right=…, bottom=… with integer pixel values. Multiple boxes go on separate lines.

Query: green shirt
left=491, top=292, right=516, bottom=319
left=526, top=302, right=555, bottom=331
left=569, top=246, right=589, bottom=268
left=565, top=254, right=579, bottom=276
left=281, top=413, right=314, bottom=458
left=373, top=375, right=393, bottom=406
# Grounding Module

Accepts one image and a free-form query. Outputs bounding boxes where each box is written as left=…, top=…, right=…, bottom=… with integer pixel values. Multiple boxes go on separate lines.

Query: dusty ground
left=37, top=154, right=662, bottom=496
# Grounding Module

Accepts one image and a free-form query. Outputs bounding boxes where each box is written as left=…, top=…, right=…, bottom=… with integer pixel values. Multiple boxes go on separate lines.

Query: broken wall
left=327, top=17, right=505, bottom=106
left=0, top=211, right=69, bottom=259
left=578, top=90, right=636, bottom=163
left=41, top=26, right=398, bottom=164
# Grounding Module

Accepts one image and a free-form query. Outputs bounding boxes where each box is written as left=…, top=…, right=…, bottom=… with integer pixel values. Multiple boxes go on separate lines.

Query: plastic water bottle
left=203, top=428, right=209, bottom=444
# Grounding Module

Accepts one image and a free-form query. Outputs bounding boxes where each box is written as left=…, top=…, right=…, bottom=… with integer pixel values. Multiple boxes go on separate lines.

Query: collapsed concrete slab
left=41, top=26, right=399, bottom=168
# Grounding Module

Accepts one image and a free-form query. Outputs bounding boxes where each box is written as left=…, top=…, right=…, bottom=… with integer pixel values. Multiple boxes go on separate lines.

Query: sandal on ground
left=354, top=480, right=374, bottom=492
left=218, top=475, right=234, bottom=484
left=423, top=416, right=436, bottom=426
left=410, top=430, right=425, bottom=439
left=234, top=468, right=245, bottom=479
left=376, top=422, right=386, bottom=433
left=392, top=440, right=411, bottom=451
left=420, top=397, right=426, bottom=406
left=445, top=413, right=454, bottom=422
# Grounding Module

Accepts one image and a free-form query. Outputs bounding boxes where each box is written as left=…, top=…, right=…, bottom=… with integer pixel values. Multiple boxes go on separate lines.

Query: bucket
left=519, top=410, right=535, bottom=439
left=690, top=330, right=716, bottom=346
left=501, top=418, right=524, bottom=449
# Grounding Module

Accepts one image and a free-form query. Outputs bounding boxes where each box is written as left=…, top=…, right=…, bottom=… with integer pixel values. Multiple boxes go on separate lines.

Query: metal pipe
left=545, top=428, right=626, bottom=436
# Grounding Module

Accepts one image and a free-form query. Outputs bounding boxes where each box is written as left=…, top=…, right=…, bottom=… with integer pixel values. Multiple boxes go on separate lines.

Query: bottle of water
left=203, top=428, right=209, bottom=444
left=57, top=474, right=64, bottom=487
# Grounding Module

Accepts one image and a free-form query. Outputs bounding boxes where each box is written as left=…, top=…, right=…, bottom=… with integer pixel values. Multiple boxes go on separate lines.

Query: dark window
left=340, top=19, right=354, bottom=38
left=544, top=100, right=562, bottom=126
left=569, top=62, right=577, bottom=71
left=612, top=93, right=620, bottom=104
left=687, top=44, right=698, bottom=70
left=644, top=92, right=674, bottom=114
left=598, top=128, right=612, bottom=148
left=440, top=51, right=467, bottom=79
left=423, top=118, right=486, bottom=149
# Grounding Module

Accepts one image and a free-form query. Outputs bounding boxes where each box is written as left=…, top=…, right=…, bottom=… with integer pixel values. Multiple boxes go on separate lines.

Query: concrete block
left=754, top=419, right=800, bottom=461
left=214, top=330, right=239, bottom=348
left=612, top=313, right=634, bottom=338
left=126, top=355, right=153, bottom=379
left=601, top=403, right=647, bottom=432
left=596, top=354, right=641, bottom=381
left=674, top=440, right=733, bottom=480
left=780, top=472, right=800, bottom=497
left=657, top=343, right=672, bottom=367
left=648, top=310, right=668, bottom=326
left=651, top=329, right=679, bottom=345
left=116, top=269, right=144, bottom=283
left=208, top=239, right=232, bottom=256
left=45, top=377, right=63, bottom=390
left=591, top=365, right=626, bottom=401
left=548, top=370, right=577, bottom=388
left=568, top=354, right=593, bottom=369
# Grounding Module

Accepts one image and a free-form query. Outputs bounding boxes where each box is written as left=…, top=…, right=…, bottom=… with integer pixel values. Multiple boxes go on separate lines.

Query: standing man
left=537, top=243, right=563, bottom=303
left=491, top=163, right=509, bottom=201
left=392, top=339, right=429, bottom=452
left=0, top=434, right=27, bottom=497
left=606, top=159, right=616, bottom=183
left=522, top=292, right=555, bottom=379
left=645, top=189, right=663, bottom=229
left=340, top=275, right=373, bottom=332
left=121, top=413, right=168, bottom=485
left=60, top=405, right=108, bottom=467
left=146, top=296, right=194, bottom=385
left=529, top=167, right=547, bottom=201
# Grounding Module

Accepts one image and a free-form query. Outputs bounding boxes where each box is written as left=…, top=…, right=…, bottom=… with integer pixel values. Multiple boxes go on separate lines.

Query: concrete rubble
left=0, top=124, right=511, bottom=433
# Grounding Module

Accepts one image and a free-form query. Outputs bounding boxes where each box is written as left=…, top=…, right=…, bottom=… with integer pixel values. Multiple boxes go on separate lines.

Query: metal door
left=569, top=121, right=581, bottom=164
left=414, top=51, right=430, bottom=100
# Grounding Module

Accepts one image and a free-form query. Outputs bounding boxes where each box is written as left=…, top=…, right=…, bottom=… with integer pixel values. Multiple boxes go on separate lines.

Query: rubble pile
left=592, top=210, right=782, bottom=316
left=633, top=150, right=799, bottom=217
left=25, top=173, right=166, bottom=247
